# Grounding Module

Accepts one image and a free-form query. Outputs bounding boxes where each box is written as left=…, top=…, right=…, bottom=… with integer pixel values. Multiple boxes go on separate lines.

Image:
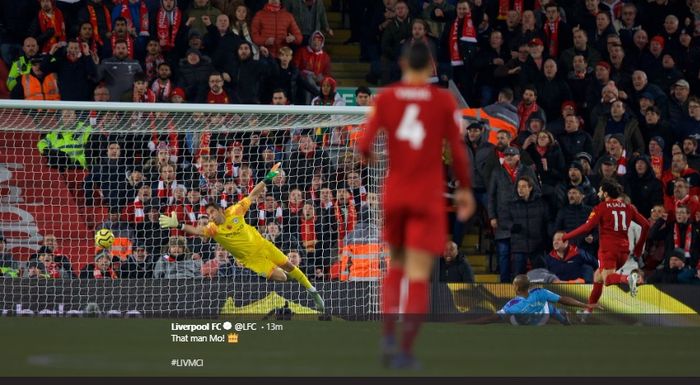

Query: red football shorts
left=383, top=200, right=446, bottom=255
left=598, top=249, right=629, bottom=270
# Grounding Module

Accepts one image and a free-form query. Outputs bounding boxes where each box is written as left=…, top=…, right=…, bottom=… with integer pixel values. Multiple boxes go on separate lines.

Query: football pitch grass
left=2, top=318, right=700, bottom=377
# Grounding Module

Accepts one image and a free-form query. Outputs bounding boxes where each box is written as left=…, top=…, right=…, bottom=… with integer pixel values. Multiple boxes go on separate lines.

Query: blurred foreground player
left=563, top=180, right=649, bottom=321
left=159, top=163, right=325, bottom=312
left=358, top=42, right=476, bottom=369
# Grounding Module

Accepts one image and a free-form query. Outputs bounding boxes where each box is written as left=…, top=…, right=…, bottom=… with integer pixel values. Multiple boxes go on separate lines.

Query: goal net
left=0, top=100, right=387, bottom=318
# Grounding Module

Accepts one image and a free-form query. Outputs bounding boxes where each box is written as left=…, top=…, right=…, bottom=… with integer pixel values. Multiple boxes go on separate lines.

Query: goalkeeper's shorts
left=237, top=241, right=289, bottom=278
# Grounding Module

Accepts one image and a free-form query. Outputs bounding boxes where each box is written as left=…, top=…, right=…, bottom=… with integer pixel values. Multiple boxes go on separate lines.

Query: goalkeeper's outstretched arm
left=247, top=162, right=282, bottom=202
left=158, top=212, right=207, bottom=237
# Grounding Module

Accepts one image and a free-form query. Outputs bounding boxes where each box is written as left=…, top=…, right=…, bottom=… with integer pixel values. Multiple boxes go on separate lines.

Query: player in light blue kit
left=470, top=275, right=601, bottom=325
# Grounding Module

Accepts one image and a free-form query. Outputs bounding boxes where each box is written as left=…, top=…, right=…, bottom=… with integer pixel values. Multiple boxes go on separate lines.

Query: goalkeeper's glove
left=263, top=162, right=282, bottom=183
left=159, top=211, right=184, bottom=230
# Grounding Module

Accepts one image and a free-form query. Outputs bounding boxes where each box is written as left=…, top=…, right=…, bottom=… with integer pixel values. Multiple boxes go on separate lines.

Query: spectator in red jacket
left=663, top=178, right=700, bottom=221
left=252, top=0, right=303, bottom=59
left=661, top=153, right=700, bottom=205
left=294, top=31, right=331, bottom=95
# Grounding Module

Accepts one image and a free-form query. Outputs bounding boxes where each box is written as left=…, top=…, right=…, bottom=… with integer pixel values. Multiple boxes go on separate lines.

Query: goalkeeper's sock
left=604, top=273, right=626, bottom=285
left=401, top=279, right=428, bottom=355
left=382, top=266, right=404, bottom=337
left=588, top=282, right=604, bottom=310
left=286, top=267, right=313, bottom=290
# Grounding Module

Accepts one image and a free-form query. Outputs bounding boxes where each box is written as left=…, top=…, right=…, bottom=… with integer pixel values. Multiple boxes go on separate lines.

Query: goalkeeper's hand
left=264, top=162, right=282, bottom=183
left=159, top=211, right=179, bottom=229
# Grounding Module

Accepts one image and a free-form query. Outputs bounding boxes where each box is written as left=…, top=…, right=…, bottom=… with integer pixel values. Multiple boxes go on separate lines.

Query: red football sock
left=401, top=279, right=429, bottom=355
left=604, top=273, right=627, bottom=285
left=588, top=282, right=603, bottom=309
left=381, top=266, right=404, bottom=337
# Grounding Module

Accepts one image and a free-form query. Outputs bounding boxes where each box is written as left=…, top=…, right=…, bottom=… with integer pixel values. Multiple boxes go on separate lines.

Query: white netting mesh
left=0, top=100, right=386, bottom=317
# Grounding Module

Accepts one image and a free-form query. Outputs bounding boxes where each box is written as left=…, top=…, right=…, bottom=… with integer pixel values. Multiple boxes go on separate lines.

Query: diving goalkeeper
left=159, top=162, right=325, bottom=312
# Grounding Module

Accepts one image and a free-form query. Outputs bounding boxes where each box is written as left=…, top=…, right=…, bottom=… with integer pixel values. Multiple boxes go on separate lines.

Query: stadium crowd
left=0, top=0, right=699, bottom=285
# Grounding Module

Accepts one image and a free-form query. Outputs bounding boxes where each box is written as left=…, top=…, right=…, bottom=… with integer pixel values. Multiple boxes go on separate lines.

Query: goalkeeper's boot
left=628, top=269, right=643, bottom=298
left=390, top=352, right=421, bottom=370
left=309, top=290, right=325, bottom=313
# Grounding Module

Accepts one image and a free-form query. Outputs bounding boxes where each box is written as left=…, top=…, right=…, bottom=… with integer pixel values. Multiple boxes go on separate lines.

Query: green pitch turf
left=1, top=318, right=699, bottom=377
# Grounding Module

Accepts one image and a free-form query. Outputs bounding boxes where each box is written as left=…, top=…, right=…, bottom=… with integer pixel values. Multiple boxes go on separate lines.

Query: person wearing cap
left=465, top=121, right=494, bottom=207
left=574, top=152, right=594, bottom=176
left=669, top=79, right=690, bottom=128
left=555, top=161, right=598, bottom=210
left=520, top=37, right=545, bottom=88
left=559, top=115, right=594, bottom=164
left=97, top=37, right=143, bottom=101
left=11, top=54, right=60, bottom=101
left=624, top=154, right=664, bottom=219
left=554, top=184, right=597, bottom=256
left=178, top=46, right=214, bottom=102
left=592, top=100, right=645, bottom=157
left=170, top=87, right=186, bottom=103
left=647, top=248, right=697, bottom=284
left=590, top=154, right=622, bottom=190
left=0, top=236, right=18, bottom=271
left=488, top=146, right=540, bottom=282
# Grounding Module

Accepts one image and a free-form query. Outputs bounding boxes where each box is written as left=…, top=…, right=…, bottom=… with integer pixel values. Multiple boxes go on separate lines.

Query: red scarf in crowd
left=195, top=132, right=212, bottom=158
left=264, top=3, right=281, bottom=12
left=544, top=17, right=560, bottom=58
left=225, top=160, right=241, bottom=178
left=132, top=197, right=145, bottom=223
left=38, top=4, right=66, bottom=52
left=288, top=201, right=303, bottom=215
left=300, top=216, right=316, bottom=246
left=45, top=261, right=61, bottom=278
left=111, top=33, right=135, bottom=58
left=77, top=36, right=98, bottom=55
left=119, top=0, right=150, bottom=36
left=257, top=204, right=283, bottom=227
left=335, top=202, right=357, bottom=246
left=449, top=14, right=476, bottom=65
left=616, top=151, right=627, bottom=175
left=220, top=190, right=244, bottom=208
left=517, top=102, right=538, bottom=132
left=184, top=202, right=205, bottom=225
left=651, top=155, right=663, bottom=179
left=157, top=179, right=178, bottom=199
left=87, top=2, right=111, bottom=46
left=151, top=79, right=174, bottom=102
left=535, top=145, right=547, bottom=158
left=145, top=54, right=165, bottom=82
left=674, top=223, right=693, bottom=258
left=503, top=162, right=518, bottom=183
left=157, top=6, right=182, bottom=51
left=498, top=0, right=525, bottom=20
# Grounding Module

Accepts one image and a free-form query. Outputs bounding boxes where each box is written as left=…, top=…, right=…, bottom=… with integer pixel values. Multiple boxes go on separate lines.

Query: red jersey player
left=562, top=180, right=649, bottom=318
left=358, top=42, right=476, bottom=368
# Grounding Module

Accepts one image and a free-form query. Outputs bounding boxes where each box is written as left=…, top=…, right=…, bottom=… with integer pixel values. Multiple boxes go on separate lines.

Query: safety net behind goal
left=0, top=100, right=387, bottom=318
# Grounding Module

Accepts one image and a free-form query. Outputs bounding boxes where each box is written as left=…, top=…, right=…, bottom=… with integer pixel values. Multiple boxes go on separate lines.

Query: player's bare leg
left=381, top=247, right=406, bottom=367
left=389, top=248, right=431, bottom=369
left=275, top=261, right=325, bottom=312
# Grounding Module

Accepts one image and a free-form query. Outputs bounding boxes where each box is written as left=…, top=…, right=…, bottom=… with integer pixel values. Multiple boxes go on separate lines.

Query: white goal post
left=0, top=100, right=388, bottom=318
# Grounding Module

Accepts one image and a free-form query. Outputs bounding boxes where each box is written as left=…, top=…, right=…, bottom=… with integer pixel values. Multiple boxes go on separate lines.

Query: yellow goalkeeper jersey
left=203, top=197, right=266, bottom=258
